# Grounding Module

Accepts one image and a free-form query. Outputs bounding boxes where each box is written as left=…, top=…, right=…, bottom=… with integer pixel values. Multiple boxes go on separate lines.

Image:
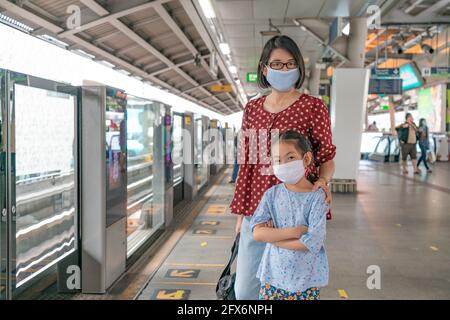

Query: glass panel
left=172, top=114, right=183, bottom=186
left=13, top=83, right=77, bottom=290
left=374, top=137, right=389, bottom=155
left=0, top=70, right=6, bottom=299
left=105, top=90, right=127, bottom=228
left=194, top=115, right=207, bottom=189
left=126, top=96, right=164, bottom=257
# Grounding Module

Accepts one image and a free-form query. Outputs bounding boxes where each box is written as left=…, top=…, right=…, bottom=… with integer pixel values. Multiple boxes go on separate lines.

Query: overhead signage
left=210, top=84, right=232, bottom=92
left=371, top=68, right=400, bottom=78
left=422, top=67, right=450, bottom=77
left=369, top=78, right=403, bottom=95
left=246, top=72, right=258, bottom=83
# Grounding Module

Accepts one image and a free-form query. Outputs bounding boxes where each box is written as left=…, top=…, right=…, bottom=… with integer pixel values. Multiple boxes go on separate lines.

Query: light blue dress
left=250, top=184, right=329, bottom=293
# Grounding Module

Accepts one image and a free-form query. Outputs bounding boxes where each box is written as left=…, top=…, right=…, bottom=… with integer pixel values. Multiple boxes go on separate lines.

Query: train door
left=0, top=69, right=79, bottom=299
left=172, top=112, right=184, bottom=207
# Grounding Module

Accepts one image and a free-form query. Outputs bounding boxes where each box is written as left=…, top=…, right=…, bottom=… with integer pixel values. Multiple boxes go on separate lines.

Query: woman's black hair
left=257, top=35, right=306, bottom=89
left=405, top=112, right=413, bottom=120
left=419, top=118, right=426, bottom=127
left=272, top=130, right=312, bottom=156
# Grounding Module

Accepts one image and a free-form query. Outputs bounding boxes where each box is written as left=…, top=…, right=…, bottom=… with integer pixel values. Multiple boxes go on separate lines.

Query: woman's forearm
left=319, top=160, right=335, bottom=182
left=273, top=239, right=308, bottom=251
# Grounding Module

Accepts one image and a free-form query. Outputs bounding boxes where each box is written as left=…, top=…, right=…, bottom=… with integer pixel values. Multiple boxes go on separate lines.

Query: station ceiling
left=0, top=0, right=449, bottom=115
left=0, top=0, right=241, bottom=115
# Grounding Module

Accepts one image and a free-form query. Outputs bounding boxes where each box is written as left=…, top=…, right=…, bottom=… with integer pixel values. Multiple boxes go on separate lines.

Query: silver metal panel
left=105, top=218, right=126, bottom=288
left=81, top=86, right=106, bottom=293
left=183, top=112, right=195, bottom=201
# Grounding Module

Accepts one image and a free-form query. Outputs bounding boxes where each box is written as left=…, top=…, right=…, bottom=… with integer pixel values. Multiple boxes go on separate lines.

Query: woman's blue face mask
left=266, top=67, right=300, bottom=92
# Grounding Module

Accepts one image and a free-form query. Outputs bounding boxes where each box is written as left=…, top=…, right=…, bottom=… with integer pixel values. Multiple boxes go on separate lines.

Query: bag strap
left=219, top=233, right=240, bottom=279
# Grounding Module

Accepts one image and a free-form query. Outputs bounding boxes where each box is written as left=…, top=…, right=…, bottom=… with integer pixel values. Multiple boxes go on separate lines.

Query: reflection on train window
left=105, top=94, right=127, bottom=228
left=194, top=115, right=208, bottom=190
left=14, top=84, right=77, bottom=288
left=126, top=97, right=164, bottom=258
left=172, top=114, right=183, bottom=186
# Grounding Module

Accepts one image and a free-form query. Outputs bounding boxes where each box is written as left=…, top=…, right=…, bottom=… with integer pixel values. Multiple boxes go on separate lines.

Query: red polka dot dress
left=230, top=94, right=336, bottom=217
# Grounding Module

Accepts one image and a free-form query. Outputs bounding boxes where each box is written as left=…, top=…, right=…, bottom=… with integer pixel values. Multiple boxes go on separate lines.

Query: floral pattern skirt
left=259, top=283, right=320, bottom=300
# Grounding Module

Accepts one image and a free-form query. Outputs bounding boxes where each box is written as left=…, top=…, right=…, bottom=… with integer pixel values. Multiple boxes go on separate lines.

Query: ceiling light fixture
left=199, top=0, right=216, bottom=19
left=421, top=43, right=434, bottom=54
left=229, top=65, right=238, bottom=74
left=392, top=43, right=404, bottom=55
left=219, top=42, right=230, bottom=55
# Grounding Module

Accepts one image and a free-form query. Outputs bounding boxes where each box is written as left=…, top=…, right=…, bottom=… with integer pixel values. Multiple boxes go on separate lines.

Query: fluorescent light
left=219, top=43, right=230, bottom=55
left=199, top=0, right=216, bottom=19
left=342, top=23, right=350, bottom=36
left=229, top=65, right=238, bottom=74
left=99, top=60, right=116, bottom=68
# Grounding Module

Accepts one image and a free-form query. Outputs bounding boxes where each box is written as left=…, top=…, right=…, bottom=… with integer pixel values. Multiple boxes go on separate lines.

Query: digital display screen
left=400, top=63, right=422, bottom=91
left=105, top=88, right=127, bottom=227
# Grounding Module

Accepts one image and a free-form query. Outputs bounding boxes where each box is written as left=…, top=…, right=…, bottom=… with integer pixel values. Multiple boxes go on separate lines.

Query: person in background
left=229, top=133, right=239, bottom=183
left=396, top=113, right=420, bottom=175
left=367, top=121, right=379, bottom=132
left=417, top=118, right=432, bottom=173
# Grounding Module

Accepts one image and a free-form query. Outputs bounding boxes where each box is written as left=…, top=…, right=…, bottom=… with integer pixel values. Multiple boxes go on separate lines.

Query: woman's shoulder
left=244, top=95, right=266, bottom=112
left=295, top=94, right=328, bottom=113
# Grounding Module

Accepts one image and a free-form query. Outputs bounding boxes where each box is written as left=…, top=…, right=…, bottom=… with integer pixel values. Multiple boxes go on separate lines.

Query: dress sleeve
left=249, top=190, right=272, bottom=232
left=310, top=99, right=336, bottom=166
left=299, top=190, right=329, bottom=254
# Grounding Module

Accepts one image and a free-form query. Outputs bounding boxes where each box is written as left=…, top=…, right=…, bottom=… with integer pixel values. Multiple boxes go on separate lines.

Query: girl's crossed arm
left=253, top=221, right=308, bottom=243
left=273, top=191, right=329, bottom=252
left=250, top=189, right=308, bottom=244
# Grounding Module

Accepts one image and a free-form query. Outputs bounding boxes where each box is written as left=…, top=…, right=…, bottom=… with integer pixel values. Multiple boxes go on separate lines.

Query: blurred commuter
left=367, top=121, right=379, bottom=132
left=251, top=131, right=328, bottom=300
left=417, top=118, right=432, bottom=173
left=396, top=113, right=420, bottom=175
left=229, top=134, right=239, bottom=183
left=230, top=35, right=336, bottom=300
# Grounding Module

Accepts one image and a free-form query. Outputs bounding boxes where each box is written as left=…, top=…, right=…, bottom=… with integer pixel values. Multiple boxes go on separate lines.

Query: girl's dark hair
left=257, top=35, right=306, bottom=89
left=405, top=112, right=413, bottom=120
left=272, top=130, right=312, bottom=156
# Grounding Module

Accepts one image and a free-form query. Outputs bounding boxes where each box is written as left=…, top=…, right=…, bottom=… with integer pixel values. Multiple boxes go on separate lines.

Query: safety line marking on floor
left=198, top=220, right=220, bottom=226
left=165, top=269, right=200, bottom=279
left=338, top=289, right=349, bottom=299
left=152, top=289, right=190, bottom=300
left=430, top=246, right=439, bottom=251
left=153, top=281, right=216, bottom=286
left=206, top=205, right=227, bottom=214
left=189, top=235, right=233, bottom=239
left=165, top=263, right=225, bottom=267
left=192, top=229, right=217, bottom=235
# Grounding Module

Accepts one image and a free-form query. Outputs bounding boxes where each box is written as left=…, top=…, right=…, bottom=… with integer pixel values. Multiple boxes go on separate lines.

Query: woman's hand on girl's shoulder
left=312, top=178, right=332, bottom=204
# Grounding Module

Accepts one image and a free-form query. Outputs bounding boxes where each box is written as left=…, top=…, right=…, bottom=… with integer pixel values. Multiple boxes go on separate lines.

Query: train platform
left=97, top=161, right=450, bottom=301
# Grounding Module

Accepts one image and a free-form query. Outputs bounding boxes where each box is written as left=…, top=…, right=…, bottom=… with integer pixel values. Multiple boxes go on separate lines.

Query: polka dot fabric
left=230, top=94, right=336, bottom=216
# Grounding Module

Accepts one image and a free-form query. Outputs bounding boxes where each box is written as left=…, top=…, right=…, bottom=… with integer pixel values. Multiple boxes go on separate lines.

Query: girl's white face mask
left=272, top=160, right=305, bottom=185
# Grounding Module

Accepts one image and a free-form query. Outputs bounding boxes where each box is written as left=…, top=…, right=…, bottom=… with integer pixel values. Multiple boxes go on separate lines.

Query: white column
left=308, top=66, right=321, bottom=96
left=331, top=68, right=370, bottom=180
left=345, top=17, right=368, bottom=68
left=330, top=17, right=370, bottom=185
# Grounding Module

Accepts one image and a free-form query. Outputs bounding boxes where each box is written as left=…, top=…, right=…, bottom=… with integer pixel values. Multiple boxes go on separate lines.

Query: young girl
left=250, top=130, right=329, bottom=300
